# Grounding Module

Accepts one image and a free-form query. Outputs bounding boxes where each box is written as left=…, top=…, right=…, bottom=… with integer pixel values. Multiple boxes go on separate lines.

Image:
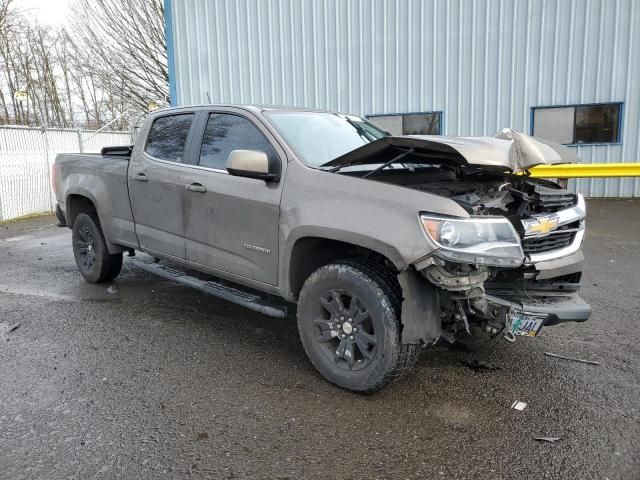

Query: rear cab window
left=145, top=114, right=194, bottom=162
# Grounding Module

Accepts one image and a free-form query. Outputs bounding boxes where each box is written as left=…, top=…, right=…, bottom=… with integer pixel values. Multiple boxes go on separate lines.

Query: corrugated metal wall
left=168, top=0, right=640, bottom=197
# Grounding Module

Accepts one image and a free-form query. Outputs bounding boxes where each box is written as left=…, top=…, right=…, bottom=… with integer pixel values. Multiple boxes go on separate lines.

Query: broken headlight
left=420, top=214, right=524, bottom=267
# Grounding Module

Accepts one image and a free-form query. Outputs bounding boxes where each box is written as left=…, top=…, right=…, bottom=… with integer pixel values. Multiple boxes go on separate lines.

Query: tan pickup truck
left=53, top=105, right=590, bottom=392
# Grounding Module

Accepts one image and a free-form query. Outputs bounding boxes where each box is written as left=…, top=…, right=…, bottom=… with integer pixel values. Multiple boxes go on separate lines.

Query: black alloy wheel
left=297, top=260, right=419, bottom=393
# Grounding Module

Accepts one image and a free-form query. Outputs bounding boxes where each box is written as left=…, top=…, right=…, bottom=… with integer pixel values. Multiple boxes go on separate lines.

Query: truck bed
left=53, top=149, right=138, bottom=252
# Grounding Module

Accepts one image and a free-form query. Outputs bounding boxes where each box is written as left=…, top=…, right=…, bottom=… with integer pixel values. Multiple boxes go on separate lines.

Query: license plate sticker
left=510, top=312, right=547, bottom=337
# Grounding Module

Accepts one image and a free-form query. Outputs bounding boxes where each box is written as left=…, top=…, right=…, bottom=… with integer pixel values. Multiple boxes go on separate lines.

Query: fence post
left=0, top=129, right=4, bottom=220
left=43, top=126, right=55, bottom=213
left=77, top=129, right=84, bottom=153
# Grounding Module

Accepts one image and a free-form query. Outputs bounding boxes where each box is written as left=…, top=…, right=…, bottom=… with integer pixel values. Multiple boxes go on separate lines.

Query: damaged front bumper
left=472, top=291, right=591, bottom=331
left=405, top=247, right=591, bottom=344
left=399, top=263, right=591, bottom=345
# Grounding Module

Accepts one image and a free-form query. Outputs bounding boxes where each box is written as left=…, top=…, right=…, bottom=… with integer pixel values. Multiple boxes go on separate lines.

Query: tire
left=72, top=213, right=122, bottom=283
left=297, top=259, right=419, bottom=393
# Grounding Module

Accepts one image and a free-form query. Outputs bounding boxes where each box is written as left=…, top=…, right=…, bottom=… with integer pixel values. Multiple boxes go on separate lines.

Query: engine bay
left=368, top=165, right=577, bottom=229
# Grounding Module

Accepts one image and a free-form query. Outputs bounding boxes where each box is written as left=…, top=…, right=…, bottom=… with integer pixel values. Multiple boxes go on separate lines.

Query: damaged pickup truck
left=53, top=105, right=590, bottom=392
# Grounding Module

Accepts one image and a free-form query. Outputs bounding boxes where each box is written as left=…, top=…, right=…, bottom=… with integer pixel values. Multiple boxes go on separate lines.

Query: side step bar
left=132, top=259, right=289, bottom=318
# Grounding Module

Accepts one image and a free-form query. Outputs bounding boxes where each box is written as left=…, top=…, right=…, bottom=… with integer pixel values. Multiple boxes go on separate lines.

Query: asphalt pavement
left=0, top=200, right=639, bottom=479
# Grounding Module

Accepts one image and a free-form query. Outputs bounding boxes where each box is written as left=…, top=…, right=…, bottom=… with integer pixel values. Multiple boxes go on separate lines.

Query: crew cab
left=53, top=105, right=590, bottom=392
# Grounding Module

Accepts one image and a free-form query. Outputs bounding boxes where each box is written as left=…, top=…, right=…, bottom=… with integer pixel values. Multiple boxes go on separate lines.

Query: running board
left=133, top=259, right=289, bottom=318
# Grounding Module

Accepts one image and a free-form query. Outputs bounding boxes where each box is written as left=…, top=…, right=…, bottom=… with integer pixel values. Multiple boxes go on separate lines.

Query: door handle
left=185, top=183, right=206, bottom=193
left=133, top=173, right=148, bottom=182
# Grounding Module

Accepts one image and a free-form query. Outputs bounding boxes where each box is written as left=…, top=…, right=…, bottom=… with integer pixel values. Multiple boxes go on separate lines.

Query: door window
left=199, top=113, right=278, bottom=170
left=145, top=114, right=194, bottom=162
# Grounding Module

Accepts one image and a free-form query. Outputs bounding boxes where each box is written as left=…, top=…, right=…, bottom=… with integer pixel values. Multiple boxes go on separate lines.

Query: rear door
left=128, top=113, right=196, bottom=259
left=182, top=109, right=284, bottom=285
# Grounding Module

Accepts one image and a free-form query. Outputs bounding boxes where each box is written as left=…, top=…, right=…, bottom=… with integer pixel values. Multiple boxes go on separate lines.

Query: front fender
left=277, top=160, right=469, bottom=299
left=284, top=225, right=408, bottom=270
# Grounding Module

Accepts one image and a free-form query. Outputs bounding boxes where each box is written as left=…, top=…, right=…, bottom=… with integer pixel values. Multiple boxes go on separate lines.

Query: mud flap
left=398, top=269, right=441, bottom=344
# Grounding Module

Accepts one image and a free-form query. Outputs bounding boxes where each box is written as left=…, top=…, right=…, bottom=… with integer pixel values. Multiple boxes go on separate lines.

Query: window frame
left=366, top=111, right=444, bottom=136
left=139, top=107, right=287, bottom=181
left=143, top=112, right=198, bottom=164
left=530, top=102, right=624, bottom=147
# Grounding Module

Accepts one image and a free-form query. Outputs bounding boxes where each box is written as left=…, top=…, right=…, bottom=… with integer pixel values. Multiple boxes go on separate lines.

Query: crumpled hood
left=322, top=128, right=578, bottom=173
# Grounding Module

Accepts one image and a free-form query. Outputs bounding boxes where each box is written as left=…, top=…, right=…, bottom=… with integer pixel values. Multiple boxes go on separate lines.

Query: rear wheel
left=72, top=213, right=122, bottom=283
left=297, top=260, right=418, bottom=393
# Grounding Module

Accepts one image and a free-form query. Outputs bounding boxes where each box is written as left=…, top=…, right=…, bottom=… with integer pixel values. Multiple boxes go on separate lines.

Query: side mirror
left=226, top=150, right=279, bottom=181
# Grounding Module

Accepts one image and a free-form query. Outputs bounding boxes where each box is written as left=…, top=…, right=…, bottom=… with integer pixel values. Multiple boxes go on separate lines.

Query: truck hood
left=322, top=128, right=578, bottom=173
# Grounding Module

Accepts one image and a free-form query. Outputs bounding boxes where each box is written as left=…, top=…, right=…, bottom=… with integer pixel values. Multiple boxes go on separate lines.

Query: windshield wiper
left=322, top=147, right=416, bottom=174
left=361, top=148, right=415, bottom=178
left=322, top=163, right=355, bottom=173
left=344, top=116, right=377, bottom=142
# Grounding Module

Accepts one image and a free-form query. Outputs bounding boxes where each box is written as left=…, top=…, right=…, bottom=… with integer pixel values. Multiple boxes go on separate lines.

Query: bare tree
left=0, top=0, right=167, bottom=128
left=67, top=0, right=168, bottom=111
left=0, top=1, right=67, bottom=126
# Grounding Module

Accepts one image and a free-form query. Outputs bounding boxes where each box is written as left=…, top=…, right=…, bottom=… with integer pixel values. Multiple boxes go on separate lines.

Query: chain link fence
left=0, top=126, right=131, bottom=221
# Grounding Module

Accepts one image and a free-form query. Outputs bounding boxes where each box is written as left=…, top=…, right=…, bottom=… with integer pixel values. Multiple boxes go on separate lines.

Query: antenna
left=206, top=91, right=211, bottom=103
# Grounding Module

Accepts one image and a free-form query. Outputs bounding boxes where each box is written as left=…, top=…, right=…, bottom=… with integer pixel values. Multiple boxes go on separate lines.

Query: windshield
left=265, top=111, right=388, bottom=167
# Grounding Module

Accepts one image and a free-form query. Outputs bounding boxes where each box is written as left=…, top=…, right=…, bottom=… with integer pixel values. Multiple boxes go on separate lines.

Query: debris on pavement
left=8, top=323, right=21, bottom=333
left=545, top=352, right=601, bottom=366
left=534, top=436, right=562, bottom=443
left=461, top=359, right=502, bottom=372
left=511, top=401, right=527, bottom=411
left=107, top=285, right=119, bottom=294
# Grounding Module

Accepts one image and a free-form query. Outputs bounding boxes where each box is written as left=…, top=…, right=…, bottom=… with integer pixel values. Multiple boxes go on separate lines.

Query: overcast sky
left=14, top=0, right=72, bottom=26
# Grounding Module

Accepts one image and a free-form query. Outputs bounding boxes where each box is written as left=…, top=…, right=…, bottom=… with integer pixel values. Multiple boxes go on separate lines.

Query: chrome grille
left=531, top=185, right=577, bottom=212
left=522, top=231, right=576, bottom=255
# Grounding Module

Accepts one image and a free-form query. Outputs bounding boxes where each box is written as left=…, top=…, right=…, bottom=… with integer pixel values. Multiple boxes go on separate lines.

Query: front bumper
left=474, top=291, right=591, bottom=327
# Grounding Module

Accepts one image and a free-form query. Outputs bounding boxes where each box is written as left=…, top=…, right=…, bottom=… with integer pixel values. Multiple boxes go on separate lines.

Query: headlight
left=420, top=214, right=524, bottom=267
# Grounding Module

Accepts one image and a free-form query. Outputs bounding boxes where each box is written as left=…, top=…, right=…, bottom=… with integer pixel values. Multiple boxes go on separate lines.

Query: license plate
left=509, top=312, right=547, bottom=337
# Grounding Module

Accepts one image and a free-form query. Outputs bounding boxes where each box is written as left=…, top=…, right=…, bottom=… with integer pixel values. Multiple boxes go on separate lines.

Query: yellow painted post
left=527, top=163, right=640, bottom=178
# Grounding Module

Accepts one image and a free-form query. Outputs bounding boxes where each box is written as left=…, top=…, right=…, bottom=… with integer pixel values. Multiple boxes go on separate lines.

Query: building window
left=367, top=112, right=442, bottom=136
left=532, top=103, right=622, bottom=145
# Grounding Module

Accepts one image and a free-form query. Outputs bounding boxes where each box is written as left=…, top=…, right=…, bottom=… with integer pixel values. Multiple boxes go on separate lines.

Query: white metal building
left=164, top=0, right=640, bottom=197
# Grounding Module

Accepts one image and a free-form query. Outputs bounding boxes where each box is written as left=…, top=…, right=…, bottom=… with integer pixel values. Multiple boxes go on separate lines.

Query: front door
left=182, top=111, right=283, bottom=285
left=128, top=112, right=196, bottom=259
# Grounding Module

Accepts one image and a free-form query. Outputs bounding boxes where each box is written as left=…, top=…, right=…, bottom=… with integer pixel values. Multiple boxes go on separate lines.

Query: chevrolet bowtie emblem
left=522, top=214, right=560, bottom=236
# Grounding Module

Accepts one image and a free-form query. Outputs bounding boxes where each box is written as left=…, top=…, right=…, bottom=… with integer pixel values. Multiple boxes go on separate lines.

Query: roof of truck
left=155, top=104, right=334, bottom=115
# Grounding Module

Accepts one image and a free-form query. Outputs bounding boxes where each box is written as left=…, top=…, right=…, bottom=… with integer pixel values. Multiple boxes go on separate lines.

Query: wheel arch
left=284, top=232, right=406, bottom=300
left=285, top=232, right=442, bottom=346
left=66, top=193, right=98, bottom=227
left=66, top=192, right=126, bottom=254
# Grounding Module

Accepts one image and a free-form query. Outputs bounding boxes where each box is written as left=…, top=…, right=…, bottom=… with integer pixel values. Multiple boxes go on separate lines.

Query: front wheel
left=297, top=260, right=418, bottom=393
left=72, top=213, right=122, bottom=283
